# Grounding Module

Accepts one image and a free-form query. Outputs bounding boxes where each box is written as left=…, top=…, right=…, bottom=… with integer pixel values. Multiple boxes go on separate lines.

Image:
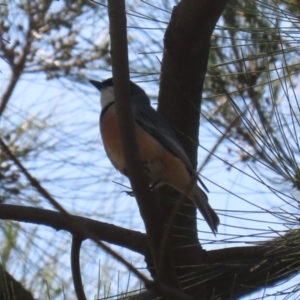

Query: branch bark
left=0, top=139, right=194, bottom=300
left=0, top=204, right=147, bottom=254
left=159, top=0, right=229, bottom=165
left=107, top=0, right=181, bottom=293
left=205, top=232, right=300, bottom=299
left=154, top=0, right=228, bottom=297
left=0, top=264, right=35, bottom=300
left=71, top=235, right=86, bottom=300
left=155, top=2, right=300, bottom=298
left=1, top=204, right=299, bottom=299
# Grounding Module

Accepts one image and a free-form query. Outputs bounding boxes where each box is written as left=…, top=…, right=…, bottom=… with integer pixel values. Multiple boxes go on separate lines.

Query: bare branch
left=159, top=0, right=229, bottom=164
left=71, top=235, right=86, bottom=300
left=0, top=204, right=147, bottom=254
left=0, top=138, right=195, bottom=300
left=107, top=0, right=180, bottom=292
left=0, top=264, right=35, bottom=300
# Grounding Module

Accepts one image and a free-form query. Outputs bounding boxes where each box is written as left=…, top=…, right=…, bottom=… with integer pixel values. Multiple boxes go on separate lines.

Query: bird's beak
left=89, top=80, right=103, bottom=91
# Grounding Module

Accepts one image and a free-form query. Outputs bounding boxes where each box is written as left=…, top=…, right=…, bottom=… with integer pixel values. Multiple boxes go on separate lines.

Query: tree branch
left=0, top=138, right=194, bottom=300
left=205, top=232, right=300, bottom=299
left=71, top=235, right=86, bottom=300
left=0, top=28, right=33, bottom=117
left=159, top=0, right=228, bottom=163
left=1, top=204, right=299, bottom=299
left=0, top=264, right=35, bottom=300
left=153, top=1, right=228, bottom=297
left=107, top=0, right=181, bottom=292
left=0, top=204, right=147, bottom=255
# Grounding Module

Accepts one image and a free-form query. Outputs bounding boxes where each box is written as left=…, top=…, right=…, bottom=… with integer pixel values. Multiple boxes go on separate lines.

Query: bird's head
left=89, top=77, right=150, bottom=108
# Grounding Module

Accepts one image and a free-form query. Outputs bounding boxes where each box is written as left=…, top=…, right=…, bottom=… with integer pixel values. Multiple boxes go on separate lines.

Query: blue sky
left=1, top=0, right=300, bottom=299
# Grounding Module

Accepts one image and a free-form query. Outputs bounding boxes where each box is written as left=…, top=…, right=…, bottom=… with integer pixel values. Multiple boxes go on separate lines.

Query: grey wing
left=132, top=101, right=209, bottom=193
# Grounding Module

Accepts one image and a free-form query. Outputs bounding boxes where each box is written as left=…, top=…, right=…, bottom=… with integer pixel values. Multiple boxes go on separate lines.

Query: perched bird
left=89, top=78, right=219, bottom=234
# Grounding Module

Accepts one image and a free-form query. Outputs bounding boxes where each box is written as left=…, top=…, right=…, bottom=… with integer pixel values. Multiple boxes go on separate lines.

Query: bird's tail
left=193, top=186, right=219, bottom=235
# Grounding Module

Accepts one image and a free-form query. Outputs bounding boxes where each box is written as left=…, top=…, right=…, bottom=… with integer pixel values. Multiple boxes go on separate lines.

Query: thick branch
left=128, top=232, right=300, bottom=299
left=204, top=231, right=300, bottom=299
left=0, top=265, right=35, bottom=300
left=158, top=0, right=228, bottom=165
left=0, top=204, right=147, bottom=254
left=107, top=0, right=180, bottom=292
left=154, top=0, right=228, bottom=297
left=0, top=205, right=192, bottom=300
left=156, top=2, right=300, bottom=298
left=1, top=205, right=299, bottom=299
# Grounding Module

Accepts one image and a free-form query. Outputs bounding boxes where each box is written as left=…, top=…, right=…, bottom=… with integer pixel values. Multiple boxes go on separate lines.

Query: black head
left=89, top=78, right=113, bottom=91
left=89, top=77, right=146, bottom=97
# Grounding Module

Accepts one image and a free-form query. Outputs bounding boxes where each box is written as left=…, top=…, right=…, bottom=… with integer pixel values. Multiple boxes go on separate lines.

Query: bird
left=89, top=78, right=219, bottom=234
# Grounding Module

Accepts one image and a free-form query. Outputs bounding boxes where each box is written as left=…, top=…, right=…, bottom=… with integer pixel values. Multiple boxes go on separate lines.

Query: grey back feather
left=131, top=96, right=208, bottom=193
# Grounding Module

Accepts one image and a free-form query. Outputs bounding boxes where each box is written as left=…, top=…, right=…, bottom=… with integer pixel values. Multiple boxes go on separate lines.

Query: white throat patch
left=100, top=86, right=115, bottom=108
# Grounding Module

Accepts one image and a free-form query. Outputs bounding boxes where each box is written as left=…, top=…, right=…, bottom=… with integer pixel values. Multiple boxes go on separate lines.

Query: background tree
left=1, top=0, right=300, bottom=299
